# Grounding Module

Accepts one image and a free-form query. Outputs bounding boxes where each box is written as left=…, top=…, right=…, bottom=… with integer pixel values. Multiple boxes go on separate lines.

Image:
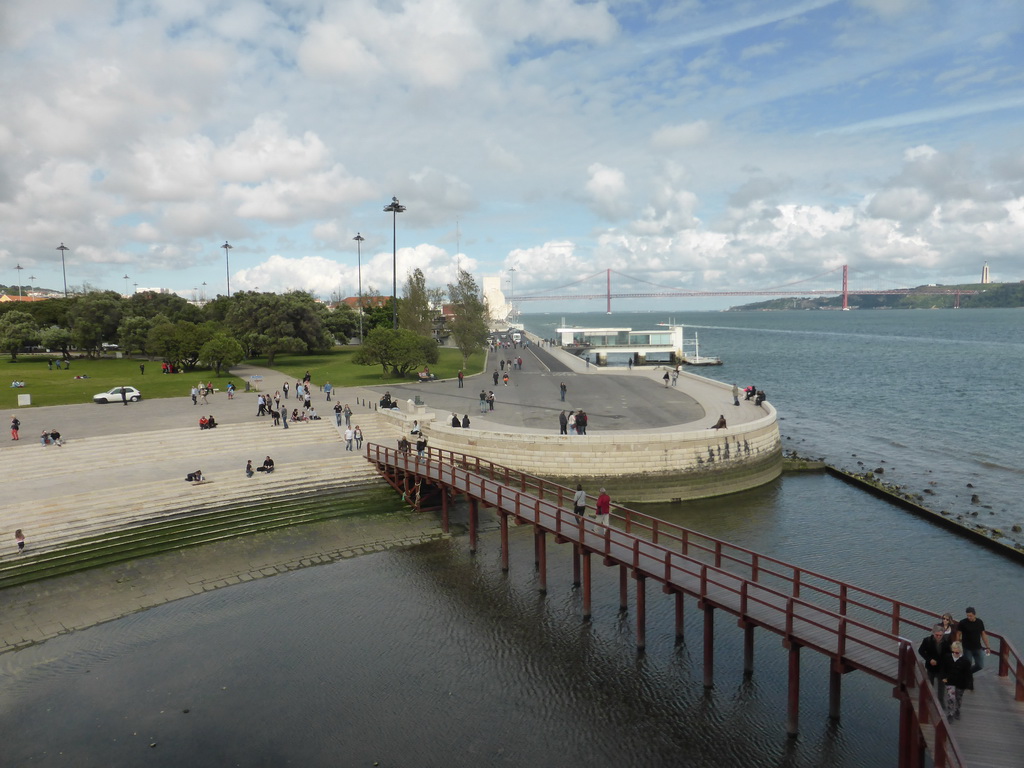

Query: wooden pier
left=368, top=444, right=1024, bottom=768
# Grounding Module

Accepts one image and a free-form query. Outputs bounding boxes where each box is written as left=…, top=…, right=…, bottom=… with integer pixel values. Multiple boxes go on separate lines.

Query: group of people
left=450, top=413, right=470, bottom=429
left=344, top=426, right=363, bottom=451
left=10, top=416, right=62, bottom=445
left=478, top=390, right=496, bottom=413
left=917, top=607, right=992, bottom=721
left=9, top=380, right=26, bottom=388
left=571, top=484, right=612, bottom=527
left=743, top=385, right=767, bottom=406
left=198, top=415, right=218, bottom=430
left=558, top=409, right=588, bottom=435
left=190, top=383, right=215, bottom=406
left=492, top=370, right=510, bottom=386
left=499, top=357, right=524, bottom=372
left=245, top=456, right=276, bottom=476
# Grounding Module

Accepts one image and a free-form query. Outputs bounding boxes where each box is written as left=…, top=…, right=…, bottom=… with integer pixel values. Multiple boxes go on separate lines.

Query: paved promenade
left=0, top=350, right=763, bottom=655
left=363, top=342, right=761, bottom=434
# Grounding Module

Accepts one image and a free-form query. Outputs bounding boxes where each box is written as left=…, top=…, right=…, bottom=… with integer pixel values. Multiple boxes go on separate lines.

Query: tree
left=199, top=334, right=245, bottom=376
left=118, top=315, right=153, bottom=356
left=66, top=291, right=123, bottom=356
left=398, top=268, right=434, bottom=337
left=39, top=325, right=73, bottom=359
left=0, top=311, right=39, bottom=361
left=224, top=291, right=332, bottom=365
left=147, top=320, right=216, bottom=371
left=125, top=291, right=201, bottom=322
left=321, top=303, right=359, bottom=344
left=353, top=327, right=438, bottom=377
left=447, top=268, right=489, bottom=367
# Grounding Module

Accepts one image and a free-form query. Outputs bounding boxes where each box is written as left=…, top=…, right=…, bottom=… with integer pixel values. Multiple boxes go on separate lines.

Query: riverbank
left=0, top=509, right=447, bottom=655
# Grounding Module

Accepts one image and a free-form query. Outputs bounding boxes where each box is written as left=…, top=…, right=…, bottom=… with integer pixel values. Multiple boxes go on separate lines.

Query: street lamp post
left=353, top=233, right=365, bottom=342
left=15, top=264, right=23, bottom=298
left=123, top=274, right=130, bottom=296
left=201, top=281, right=207, bottom=303
left=383, top=197, right=406, bottom=329
left=222, top=241, right=233, bottom=296
left=56, top=243, right=70, bottom=298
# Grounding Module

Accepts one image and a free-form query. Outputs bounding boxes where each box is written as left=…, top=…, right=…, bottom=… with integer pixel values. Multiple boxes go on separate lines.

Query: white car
left=93, top=386, right=142, bottom=404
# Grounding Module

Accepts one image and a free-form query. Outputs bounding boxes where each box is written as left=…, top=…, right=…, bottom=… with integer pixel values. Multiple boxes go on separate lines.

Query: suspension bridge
left=512, top=265, right=977, bottom=312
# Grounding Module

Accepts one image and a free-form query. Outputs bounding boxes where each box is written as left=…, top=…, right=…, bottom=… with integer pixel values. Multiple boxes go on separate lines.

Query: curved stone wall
left=415, top=403, right=782, bottom=503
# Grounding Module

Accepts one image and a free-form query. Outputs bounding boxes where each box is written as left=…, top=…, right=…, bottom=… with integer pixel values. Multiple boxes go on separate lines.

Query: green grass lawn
left=251, top=347, right=487, bottom=390
left=3, top=347, right=488, bottom=409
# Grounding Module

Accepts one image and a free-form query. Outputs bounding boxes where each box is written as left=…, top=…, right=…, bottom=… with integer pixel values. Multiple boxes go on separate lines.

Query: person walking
left=343, top=403, right=353, bottom=427
left=191, top=385, right=199, bottom=405
left=732, top=383, right=741, bottom=406
left=15, top=529, right=26, bottom=554
left=354, top=426, right=363, bottom=450
left=595, top=488, right=611, bottom=526
left=919, top=624, right=951, bottom=686
left=560, top=381, right=567, bottom=401
left=957, top=607, right=992, bottom=673
left=663, top=371, right=670, bottom=387
left=487, top=391, right=495, bottom=411
left=324, top=382, right=333, bottom=401
left=344, top=427, right=354, bottom=451
left=493, top=370, right=499, bottom=386
left=502, top=372, right=509, bottom=386
left=941, top=641, right=974, bottom=720
left=572, top=484, right=587, bottom=517
left=334, top=402, right=343, bottom=426
left=281, top=408, right=289, bottom=429
left=283, top=381, right=289, bottom=399
left=457, top=370, right=464, bottom=388
left=11, top=415, right=20, bottom=441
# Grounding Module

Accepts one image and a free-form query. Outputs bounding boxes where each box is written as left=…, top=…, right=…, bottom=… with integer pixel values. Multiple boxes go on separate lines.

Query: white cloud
left=584, top=163, right=629, bottom=220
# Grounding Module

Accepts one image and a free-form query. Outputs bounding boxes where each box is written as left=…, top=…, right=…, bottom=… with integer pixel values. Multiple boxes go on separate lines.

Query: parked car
left=93, top=386, right=142, bottom=404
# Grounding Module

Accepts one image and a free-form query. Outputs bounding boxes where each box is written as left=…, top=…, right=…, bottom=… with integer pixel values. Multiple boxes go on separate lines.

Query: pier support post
left=572, top=544, right=581, bottom=587
left=743, top=624, right=755, bottom=676
left=787, top=643, right=801, bottom=737
left=582, top=550, right=592, bottom=620
left=441, top=487, right=450, bottom=534
left=635, top=573, right=647, bottom=652
left=829, top=665, right=842, bottom=721
left=619, top=565, right=628, bottom=612
left=536, top=529, right=547, bottom=594
left=674, top=592, right=685, bottom=644
left=500, top=511, right=509, bottom=573
left=703, top=604, right=715, bottom=688
left=468, top=497, right=478, bottom=555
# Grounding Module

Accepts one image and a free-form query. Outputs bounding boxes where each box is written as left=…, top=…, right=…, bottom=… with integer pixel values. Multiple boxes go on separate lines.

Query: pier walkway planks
left=368, top=444, right=1024, bottom=768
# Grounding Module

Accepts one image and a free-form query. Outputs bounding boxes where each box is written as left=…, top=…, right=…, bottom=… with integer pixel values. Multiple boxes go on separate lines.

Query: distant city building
left=981, top=262, right=990, bottom=284
left=335, top=295, right=391, bottom=311
left=0, top=294, right=49, bottom=303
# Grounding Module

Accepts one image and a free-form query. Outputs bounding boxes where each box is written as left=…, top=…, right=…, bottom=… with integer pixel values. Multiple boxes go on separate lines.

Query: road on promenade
left=366, top=344, right=757, bottom=435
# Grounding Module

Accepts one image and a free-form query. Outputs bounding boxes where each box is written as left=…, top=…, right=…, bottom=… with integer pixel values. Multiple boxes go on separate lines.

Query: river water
left=1, top=309, right=1022, bottom=767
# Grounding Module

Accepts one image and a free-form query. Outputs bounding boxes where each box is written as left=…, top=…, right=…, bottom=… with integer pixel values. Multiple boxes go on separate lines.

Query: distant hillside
left=729, top=281, right=1024, bottom=310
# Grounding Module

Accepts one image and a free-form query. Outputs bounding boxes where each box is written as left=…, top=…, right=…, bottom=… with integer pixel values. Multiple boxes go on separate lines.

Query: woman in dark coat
left=941, top=640, right=974, bottom=720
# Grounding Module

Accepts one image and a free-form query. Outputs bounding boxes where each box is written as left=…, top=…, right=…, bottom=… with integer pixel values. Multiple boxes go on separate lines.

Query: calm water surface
left=2, top=309, right=1022, bottom=767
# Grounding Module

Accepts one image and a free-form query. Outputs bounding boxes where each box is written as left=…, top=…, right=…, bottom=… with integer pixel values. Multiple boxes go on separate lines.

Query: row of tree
left=0, top=268, right=491, bottom=377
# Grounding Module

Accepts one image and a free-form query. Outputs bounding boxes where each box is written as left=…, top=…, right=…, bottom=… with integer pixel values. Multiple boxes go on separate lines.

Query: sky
left=1, top=0, right=1022, bottom=313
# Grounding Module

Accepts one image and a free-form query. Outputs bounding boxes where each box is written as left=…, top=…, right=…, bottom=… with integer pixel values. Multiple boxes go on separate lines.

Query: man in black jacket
left=918, top=624, right=949, bottom=686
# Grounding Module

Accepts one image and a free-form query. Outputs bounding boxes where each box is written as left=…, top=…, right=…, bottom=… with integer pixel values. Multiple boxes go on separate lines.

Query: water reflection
left=3, top=471, right=1021, bottom=767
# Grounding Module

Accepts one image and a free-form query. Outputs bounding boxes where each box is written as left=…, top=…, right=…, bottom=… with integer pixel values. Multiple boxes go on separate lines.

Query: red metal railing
left=368, top=444, right=1024, bottom=766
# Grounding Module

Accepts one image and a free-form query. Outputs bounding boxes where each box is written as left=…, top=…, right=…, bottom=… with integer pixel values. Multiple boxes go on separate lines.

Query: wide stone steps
left=0, top=411, right=404, bottom=588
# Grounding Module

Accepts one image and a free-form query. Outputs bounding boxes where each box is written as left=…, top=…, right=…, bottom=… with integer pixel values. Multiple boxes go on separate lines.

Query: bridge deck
left=370, top=446, right=1024, bottom=768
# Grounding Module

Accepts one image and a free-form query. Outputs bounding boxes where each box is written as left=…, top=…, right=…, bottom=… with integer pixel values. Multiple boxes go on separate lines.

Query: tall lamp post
left=56, top=242, right=70, bottom=298
left=222, top=241, right=233, bottom=297
left=123, top=274, right=130, bottom=296
left=383, top=197, right=406, bottom=329
left=15, top=264, right=23, bottom=298
left=353, top=233, right=365, bottom=342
